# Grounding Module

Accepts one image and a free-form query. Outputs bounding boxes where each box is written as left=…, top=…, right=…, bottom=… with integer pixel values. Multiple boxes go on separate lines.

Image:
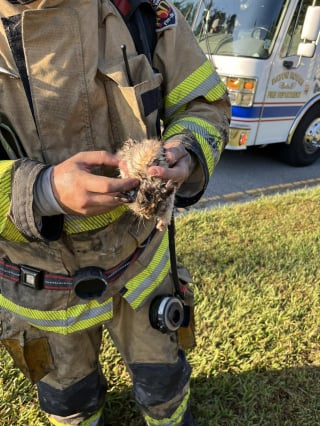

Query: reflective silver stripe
left=164, top=116, right=223, bottom=174
left=123, top=233, right=170, bottom=309
left=63, top=205, right=128, bottom=234
left=0, top=295, right=113, bottom=334
left=0, top=235, right=169, bottom=333
left=164, top=72, right=222, bottom=120
left=48, top=404, right=104, bottom=426
left=144, top=389, right=190, bottom=425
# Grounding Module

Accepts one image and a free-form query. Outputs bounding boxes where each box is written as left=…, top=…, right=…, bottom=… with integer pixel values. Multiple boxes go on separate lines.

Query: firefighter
left=0, top=0, right=230, bottom=424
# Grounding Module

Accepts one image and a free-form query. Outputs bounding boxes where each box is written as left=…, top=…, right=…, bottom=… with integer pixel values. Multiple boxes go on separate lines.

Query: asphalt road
left=192, top=146, right=320, bottom=210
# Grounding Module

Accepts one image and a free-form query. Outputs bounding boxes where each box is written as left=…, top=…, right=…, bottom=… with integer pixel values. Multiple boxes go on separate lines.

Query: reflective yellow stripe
left=205, top=80, right=227, bottom=102
left=0, top=161, right=127, bottom=241
left=48, top=404, right=104, bottom=426
left=144, top=389, right=190, bottom=426
left=164, top=60, right=226, bottom=120
left=63, top=205, right=128, bottom=234
left=164, top=117, right=223, bottom=175
left=48, top=417, right=64, bottom=426
left=0, top=294, right=113, bottom=335
left=0, top=160, right=28, bottom=242
left=0, top=234, right=169, bottom=333
left=123, top=232, right=170, bottom=310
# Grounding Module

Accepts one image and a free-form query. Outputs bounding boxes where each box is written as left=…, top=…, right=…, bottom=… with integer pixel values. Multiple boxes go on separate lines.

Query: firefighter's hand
left=148, top=140, right=195, bottom=187
left=52, top=151, right=139, bottom=216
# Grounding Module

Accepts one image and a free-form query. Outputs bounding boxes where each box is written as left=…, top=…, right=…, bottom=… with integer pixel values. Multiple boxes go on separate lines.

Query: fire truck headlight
left=221, top=76, right=257, bottom=107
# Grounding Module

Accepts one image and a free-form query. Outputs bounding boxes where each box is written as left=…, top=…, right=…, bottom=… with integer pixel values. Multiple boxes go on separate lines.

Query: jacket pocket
left=99, top=54, right=163, bottom=145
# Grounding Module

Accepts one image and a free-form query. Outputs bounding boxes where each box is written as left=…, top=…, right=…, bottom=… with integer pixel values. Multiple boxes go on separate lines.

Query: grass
left=1, top=186, right=320, bottom=425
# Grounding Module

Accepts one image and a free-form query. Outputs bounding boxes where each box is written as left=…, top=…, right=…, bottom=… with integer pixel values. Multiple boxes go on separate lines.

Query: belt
left=0, top=229, right=156, bottom=292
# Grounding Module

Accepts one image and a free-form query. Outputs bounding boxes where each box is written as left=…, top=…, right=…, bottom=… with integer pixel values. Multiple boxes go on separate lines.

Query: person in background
left=0, top=0, right=230, bottom=424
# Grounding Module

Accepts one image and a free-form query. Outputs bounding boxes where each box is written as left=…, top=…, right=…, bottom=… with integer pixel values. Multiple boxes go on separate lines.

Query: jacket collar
left=112, top=0, right=150, bottom=18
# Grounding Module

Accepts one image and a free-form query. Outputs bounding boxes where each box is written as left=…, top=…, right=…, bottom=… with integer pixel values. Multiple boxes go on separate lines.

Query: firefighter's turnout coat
left=0, top=0, right=229, bottom=335
left=0, top=1, right=230, bottom=424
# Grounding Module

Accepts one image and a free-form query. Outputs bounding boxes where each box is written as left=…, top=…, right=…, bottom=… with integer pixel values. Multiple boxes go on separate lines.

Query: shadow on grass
left=104, top=366, right=320, bottom=426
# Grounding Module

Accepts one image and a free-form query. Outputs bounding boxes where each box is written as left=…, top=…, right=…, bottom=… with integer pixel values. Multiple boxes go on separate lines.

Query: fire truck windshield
left=182, top=0, right=288, bottom=58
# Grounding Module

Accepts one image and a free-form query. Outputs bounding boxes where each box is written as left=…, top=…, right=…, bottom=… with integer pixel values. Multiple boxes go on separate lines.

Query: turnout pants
left=0, top=273, right=192, bottom=425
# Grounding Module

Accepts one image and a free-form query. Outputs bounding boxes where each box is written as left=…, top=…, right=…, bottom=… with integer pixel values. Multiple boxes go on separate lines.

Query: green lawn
left=1, top=186, right=320, bottom=425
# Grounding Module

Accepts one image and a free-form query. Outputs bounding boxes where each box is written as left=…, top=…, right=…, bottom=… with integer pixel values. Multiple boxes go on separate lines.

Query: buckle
left=20, top=265, right=44, bottom=289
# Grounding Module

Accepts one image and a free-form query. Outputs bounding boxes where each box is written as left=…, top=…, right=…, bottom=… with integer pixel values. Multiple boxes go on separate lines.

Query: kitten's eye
left=145, top=192, right=153, bottom=202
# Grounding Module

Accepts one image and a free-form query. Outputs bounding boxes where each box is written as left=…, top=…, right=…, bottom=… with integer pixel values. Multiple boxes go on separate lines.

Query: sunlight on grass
left=1, top=187, right=320, bottom=425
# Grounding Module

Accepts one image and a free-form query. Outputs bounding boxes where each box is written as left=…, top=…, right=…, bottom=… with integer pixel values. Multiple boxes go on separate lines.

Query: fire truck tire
left=279, top=105, right=320, bottom=167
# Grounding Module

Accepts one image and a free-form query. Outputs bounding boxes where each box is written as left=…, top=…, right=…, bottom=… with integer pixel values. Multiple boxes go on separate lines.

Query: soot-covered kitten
left=117, top=138, right=177, bottom=231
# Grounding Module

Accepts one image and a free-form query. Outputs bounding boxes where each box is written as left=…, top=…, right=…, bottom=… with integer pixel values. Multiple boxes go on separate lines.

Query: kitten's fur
left=117, top=138, right=176, bottom=231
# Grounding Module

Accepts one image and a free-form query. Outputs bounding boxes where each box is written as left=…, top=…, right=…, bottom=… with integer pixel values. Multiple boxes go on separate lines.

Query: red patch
left=113, top=0, right=132, bottom=16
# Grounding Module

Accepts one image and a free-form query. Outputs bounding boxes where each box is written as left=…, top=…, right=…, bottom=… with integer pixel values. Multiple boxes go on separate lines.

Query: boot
left=181, top=408, right=195, bottom=425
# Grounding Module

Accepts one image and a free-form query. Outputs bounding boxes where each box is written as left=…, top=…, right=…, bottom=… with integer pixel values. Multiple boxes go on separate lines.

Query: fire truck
left=180, top=0, right=320, bottom=166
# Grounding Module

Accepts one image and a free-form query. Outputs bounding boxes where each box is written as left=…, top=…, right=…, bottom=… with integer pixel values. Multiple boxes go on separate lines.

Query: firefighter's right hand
left=51, top=151, right=139, bottom=216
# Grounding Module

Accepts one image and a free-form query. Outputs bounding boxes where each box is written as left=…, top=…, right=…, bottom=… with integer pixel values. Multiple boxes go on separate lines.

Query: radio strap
left=168, top=214, right=184, bottom=299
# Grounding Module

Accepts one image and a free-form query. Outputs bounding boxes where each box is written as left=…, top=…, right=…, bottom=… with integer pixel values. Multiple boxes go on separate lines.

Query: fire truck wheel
left=279, top=105, right=320, bottom=167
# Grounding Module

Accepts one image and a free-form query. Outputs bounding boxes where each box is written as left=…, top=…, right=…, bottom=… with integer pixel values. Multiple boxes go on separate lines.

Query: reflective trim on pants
left=48, top=404, right=104, bottom=426
left=144, top=389, right=190, bottom=426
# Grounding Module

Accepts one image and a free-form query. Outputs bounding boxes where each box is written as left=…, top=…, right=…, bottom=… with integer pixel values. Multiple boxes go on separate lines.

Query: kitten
left=117, top=138, right=177, bottom=231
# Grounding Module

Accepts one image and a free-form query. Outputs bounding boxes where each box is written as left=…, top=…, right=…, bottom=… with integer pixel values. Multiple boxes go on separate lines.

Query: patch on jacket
left=148, top=0, right=177, bottom=31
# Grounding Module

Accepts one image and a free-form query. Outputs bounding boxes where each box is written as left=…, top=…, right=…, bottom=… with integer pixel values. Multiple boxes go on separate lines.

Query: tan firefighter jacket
left=0, top=0, right=230, bottom=334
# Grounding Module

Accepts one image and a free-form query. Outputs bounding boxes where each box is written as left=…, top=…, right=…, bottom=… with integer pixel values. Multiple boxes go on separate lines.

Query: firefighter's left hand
left=148, top=140, right=195, bottom=187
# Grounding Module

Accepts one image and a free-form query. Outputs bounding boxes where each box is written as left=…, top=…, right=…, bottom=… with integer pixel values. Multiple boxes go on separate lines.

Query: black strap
left=168, top=215, right=184, bottom=299
left=2, top=15, right=35, bottom=121
left=111, top=0, right=157, bottom=63
left=113, top=0, right=161, bottom=138
left=134, top=6, right=153, bottom=64
left=0, top=114, right=27, bottom=159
